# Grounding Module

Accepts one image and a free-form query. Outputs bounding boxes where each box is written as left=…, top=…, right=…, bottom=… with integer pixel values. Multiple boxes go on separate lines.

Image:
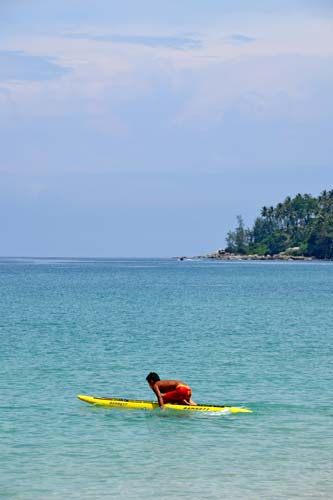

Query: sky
left=1, top=0, right=333, bottom=257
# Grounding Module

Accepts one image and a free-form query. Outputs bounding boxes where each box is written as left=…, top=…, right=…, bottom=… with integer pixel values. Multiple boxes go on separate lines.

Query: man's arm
left=152, top=382, right=165, bottom=409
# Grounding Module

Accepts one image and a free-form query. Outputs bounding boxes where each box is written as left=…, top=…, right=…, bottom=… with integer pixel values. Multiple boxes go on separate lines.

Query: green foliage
left=226, top=190, right=333, bottom=259
left=226, top=215, right=250, bottom=254
left=263, top=232, right=288, bottom=255
left=247, top=242, right=270, bottom=256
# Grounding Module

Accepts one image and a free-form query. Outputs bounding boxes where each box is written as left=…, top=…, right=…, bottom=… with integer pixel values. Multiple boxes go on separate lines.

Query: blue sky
left=1, top=1, right=333, bottom=256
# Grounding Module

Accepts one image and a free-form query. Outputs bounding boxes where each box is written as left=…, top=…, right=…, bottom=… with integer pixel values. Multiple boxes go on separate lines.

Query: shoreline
left=177, top=252, right=316, bottom=262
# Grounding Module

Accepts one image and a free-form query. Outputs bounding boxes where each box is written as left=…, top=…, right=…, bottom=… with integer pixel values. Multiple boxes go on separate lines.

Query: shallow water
left=0, top=258, right=332, bottom=499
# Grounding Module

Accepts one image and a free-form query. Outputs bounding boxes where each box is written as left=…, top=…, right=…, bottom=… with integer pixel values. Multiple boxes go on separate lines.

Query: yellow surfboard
left=77, top=395, right=252, bottom=413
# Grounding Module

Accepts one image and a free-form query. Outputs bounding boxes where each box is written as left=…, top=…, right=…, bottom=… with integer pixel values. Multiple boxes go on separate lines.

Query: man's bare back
left=154, top=380, right=186, bottom=392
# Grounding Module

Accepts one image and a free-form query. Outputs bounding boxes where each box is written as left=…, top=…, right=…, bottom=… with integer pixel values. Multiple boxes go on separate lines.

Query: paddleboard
left=77, top=395, right=252, bottom=413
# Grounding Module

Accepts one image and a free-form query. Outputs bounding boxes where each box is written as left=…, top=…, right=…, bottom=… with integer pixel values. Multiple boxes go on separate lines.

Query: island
left=179, top=190, right=333, bottom=261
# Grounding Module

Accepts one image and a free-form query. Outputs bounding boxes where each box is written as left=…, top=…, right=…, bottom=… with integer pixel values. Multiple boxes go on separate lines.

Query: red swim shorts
left=162, top=385, right=192, bottom=404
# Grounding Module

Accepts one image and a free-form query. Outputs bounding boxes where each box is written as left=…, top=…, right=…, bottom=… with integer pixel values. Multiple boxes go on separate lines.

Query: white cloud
left=0, top=15, right=333, bottom=130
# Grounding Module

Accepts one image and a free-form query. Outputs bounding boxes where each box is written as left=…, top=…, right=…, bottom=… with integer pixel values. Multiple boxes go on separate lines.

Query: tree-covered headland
left=226, top=191, right=333, bottom=259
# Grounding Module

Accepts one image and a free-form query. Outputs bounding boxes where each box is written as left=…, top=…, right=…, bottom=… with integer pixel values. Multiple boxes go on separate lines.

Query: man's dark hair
left=146, top=372, right=160, bottom=384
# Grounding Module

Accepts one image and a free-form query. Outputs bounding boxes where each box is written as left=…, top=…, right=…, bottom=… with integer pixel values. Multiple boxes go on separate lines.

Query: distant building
left=217, top=248, right=226, bottom=255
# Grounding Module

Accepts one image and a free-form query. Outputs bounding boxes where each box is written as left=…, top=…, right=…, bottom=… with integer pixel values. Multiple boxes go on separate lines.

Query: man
left=146, top=372, right=196, bottom=409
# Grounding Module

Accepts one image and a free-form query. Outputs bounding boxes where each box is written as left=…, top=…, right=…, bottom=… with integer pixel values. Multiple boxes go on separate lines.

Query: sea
left=0, top=257, right=332, bottom=500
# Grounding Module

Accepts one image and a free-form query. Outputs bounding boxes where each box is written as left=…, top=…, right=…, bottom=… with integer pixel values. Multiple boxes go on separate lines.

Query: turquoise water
left=1, top=258, right=332, bottom=499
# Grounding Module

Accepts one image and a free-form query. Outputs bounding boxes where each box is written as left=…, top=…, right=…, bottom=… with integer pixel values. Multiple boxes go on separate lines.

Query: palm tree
left=261, top=206, right=268, bottom=218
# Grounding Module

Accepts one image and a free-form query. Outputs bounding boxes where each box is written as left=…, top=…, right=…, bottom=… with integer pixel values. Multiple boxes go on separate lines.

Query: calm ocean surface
left=0, top=258, right=332, bottom=500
